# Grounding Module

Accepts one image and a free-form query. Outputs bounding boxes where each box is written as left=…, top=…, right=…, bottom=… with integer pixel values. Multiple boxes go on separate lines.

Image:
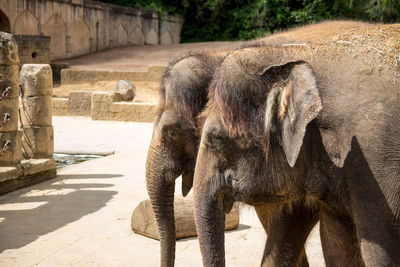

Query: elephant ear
left=264, top=62, right=322, bottom=167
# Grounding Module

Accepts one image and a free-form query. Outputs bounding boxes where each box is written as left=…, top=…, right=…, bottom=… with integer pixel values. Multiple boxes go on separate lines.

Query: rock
left=115, top=80, right=135, bottom=101
left=112, top=92, right=123, bottom=102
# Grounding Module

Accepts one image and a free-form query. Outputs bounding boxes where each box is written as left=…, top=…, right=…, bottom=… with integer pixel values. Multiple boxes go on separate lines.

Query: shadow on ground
left=0, top=174, right=122, bottom=252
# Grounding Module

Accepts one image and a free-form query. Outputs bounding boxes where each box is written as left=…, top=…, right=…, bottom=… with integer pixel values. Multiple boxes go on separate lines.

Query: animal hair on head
left=156, top=51, right=225, bottom=128
left=203, top=55, right=269, bottom=151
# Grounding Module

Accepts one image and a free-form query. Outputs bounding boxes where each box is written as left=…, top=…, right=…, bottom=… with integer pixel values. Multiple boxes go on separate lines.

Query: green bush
left=98, top=0, right=400, bottom=42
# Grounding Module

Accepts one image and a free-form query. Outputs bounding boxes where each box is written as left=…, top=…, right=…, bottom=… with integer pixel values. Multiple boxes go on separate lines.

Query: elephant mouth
left=181, top=160, right=196, bottom=196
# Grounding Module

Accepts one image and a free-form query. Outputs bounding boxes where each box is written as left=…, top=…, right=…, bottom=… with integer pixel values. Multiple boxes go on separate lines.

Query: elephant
left=145, top=52, right=315, bottom=267
left=193, top=23, right=400, bottom=267
left=145, top=52, right=223, bottom=266
left=145, top=21, right=373, bottom=267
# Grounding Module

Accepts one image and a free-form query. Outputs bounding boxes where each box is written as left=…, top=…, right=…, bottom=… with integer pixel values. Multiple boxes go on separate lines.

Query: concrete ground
left=53, top=42, right=238, bottom=71
left=0, top=117, right=325, bottom=266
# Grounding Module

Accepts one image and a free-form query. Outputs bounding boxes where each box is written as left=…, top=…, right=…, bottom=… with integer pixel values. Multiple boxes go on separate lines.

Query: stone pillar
left=0, top=33, right=22, bottom=167
left=20, top=64, right=54, bottom=159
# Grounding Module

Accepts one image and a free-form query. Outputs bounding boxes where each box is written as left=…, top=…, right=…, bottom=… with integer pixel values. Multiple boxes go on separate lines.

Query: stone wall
left=0, top=0, right=184, bottom=60
left=14, top=35, right=50, bottom=67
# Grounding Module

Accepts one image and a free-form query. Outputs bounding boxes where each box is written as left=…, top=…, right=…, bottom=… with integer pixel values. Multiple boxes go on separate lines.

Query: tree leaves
left=98, top=0, right=400, bottom=42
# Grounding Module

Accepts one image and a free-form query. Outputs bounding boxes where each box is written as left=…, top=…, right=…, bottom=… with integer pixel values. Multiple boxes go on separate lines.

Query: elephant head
left=193, top=47, right=323, bottom=266
left=145, top=53, right=222, bottom=267
left=194, top=24, right=400, bottom=266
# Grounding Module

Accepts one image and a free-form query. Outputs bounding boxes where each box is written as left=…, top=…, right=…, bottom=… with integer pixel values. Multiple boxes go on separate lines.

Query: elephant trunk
left=194, top=172, right=227, bottom=267
left=146, top=146, right=176, bottom=267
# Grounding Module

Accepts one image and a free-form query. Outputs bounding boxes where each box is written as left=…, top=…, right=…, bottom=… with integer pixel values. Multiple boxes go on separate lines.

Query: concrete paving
left=0, top=116, right=325, bottom=266
left=53, top=42, right=238, bottom=71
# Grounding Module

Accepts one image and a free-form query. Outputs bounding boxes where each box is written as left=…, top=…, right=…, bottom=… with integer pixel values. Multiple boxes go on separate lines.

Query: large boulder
left=115, top=80, right=135, bottom=101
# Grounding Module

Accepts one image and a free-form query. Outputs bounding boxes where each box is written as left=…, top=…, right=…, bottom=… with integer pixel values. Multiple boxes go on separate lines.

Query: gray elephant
left=193, top=23, right=400, bottom=267
left=145, top=21, right=373, bottom=267
left=145, top=52, right=316, bottom=267
left=146, top=52, right=222, bottom=266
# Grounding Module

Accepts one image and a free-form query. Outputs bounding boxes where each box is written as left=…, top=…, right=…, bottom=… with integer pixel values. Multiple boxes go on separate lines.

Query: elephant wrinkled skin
left=145, top=52, right=315, bottom=267
left=193, top=23, right=400, bottom=266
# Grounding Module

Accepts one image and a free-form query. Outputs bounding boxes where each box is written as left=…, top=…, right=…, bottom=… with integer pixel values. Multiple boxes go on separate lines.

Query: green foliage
left=98, top=0, right=184, bottom=14
left=181, top=0, right=400, bottom=42
left=98, top=0, right=400, bottom=42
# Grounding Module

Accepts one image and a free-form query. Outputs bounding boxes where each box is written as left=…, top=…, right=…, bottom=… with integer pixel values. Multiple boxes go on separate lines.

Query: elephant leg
left=320, top=207, right=363, bottom=267
left=254, top=201, right=319, bottom=267
left=343, top=138, right=400, bottom=266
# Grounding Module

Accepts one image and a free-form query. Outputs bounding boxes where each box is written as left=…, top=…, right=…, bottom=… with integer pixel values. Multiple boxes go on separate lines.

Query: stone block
left=20, top=64, right=53, bottom=97
left=146, top=66, right=166, bottom=82
left=21, top=126, right=54, bottom=159
left=0, top=32, right=19, bottom=65
left=110, top=102, right=156, bottom=122
left=14, top=35, right=51, bottom=67
left=0, top=166, right=20, bottom=183
left=0, top=98, right=18, bottom=132
left=60, top=67, right=166, bottom=85
left=21, top=158, right=56, bottom=176
left=0, top=159, right=57, bottom=196
left=19, top=96, right=52, bottom=127
left=91, top=92, right=113, bottom=120
left=0, top=65, right=20, bottom=99
left=67, top=91, right=92, bottom=116
left=0, top=131, right=22, bottom=166
left=52, top=98, right=68, bottom=116
left=110, top=102, right=140, bottom=121
left=131, top=196, right=239, bottom=240
left=139, top=111, right=157, bottom=123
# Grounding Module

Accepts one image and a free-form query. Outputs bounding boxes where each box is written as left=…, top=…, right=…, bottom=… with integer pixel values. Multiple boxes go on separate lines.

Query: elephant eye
left=235, top=137, right=252, bottom=150
left=166, top=129, right=179, bottom=141
left=205, top=135, right=227, bottom=152
left=213, top=138, right=224, bottom=151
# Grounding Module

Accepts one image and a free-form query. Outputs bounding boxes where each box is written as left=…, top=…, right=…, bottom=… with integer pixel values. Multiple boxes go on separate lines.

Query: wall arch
left=116, top=23, right=128, bottom=46
left=14, top=9, right=39, bottom=35
left=95, top=21, right=106, bottom=51
left=68, top=19, right=90, bottom=57
left=133, top=27, right=144, bottom=45
left=42, top=13, right=66, bottom=59
left=0, top=9, right=10, bottom=32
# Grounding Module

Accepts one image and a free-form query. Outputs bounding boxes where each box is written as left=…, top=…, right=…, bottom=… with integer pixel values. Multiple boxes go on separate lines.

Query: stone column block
left=0, top=32, right=21, bottom=167
left=20, top=64, right=53, bottom=97
left=0, top=131, right=22, bottom=166
left=0, top=65, right=20, bottom=99
left=21, top=126, right=54, bottom=159
left=19, top=96, right=52, bottom=127
left=0, top=33, right=19, bottom=66
left=0, top=98, right=18, bottom=131
left=19, top=63, right=54, bottom=160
